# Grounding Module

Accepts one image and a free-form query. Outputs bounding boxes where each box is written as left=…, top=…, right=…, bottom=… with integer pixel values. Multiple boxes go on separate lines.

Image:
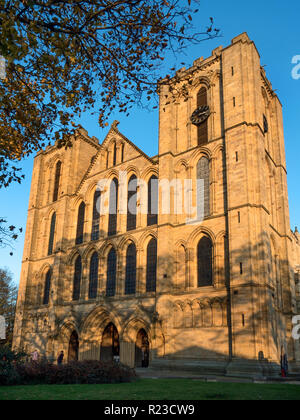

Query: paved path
left=136, top=368, right=300, bottom=385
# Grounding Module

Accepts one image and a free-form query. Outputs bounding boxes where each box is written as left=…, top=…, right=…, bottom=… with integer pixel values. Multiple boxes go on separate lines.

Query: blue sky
left=1, top=0, right=299, bottom=284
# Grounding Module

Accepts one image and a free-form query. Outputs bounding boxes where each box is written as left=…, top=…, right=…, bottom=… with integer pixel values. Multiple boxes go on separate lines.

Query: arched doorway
left=68, top=331, right=79, bottom=362
left=100, top=323, right=120, bottom=362
left=135, top=329, right=150, bottom=368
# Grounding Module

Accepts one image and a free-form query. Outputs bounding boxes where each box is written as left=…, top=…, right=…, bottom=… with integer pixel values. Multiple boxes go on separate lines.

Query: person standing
left=57, top=351, right=64, bottom=366
left=31, top=350, right=39, bottom=363
left=282, top=354, right=289, bottom=377
left=141, top=346, right=149, bottom=368
left=281, top=348, right=289, bottom=378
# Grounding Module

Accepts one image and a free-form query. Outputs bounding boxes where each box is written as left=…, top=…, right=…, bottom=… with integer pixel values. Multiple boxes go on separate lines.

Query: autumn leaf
left=0, top=0, right=219, bottom=193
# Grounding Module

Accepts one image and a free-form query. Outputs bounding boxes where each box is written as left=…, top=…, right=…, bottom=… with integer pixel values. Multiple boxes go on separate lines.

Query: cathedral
left=13, top=33, right=300, bottom=377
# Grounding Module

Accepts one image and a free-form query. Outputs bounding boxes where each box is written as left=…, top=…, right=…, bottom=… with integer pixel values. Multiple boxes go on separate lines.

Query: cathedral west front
left=13, top=33, right=300, bottom=377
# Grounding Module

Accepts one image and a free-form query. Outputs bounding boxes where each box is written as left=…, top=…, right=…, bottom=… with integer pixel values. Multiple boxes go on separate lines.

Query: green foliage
left=0, top=345, right=27, bottom=386
left=0, top=0, right=219, bottom=188
left=0, top=344, right=26, bottom=363
left=0, top=361, right=20, bottom=386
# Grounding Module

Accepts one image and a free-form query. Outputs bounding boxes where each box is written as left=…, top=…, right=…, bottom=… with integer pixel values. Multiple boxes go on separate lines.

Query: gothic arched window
left=177, top=245, right=186, bottom=290
left=106, top=248, right=117, bottom=297
left=89, top=252, right=99, bottom=299
left=48, top=212, right=56, bottom=255
left=263, top=114, right=269, bottom=134
left=147, top=175, right=158, bottom=226
left=146, top=238, right=157, bottom=292
left=113, top=142, right=117, bottom=166
left=125, top=243, right=137, bottom=295
left=197, top=87, right=208, bottom=146
left=197, top=157, right=210, bottom=219
left=197, top=236, right=213, bottom=287
left=73, top=256, right=82, bottom=301
left=76, top=202, right=85, bottom=245
left=121, top=144, right=125, bottom=163
left=53, top=161, right=62, bottom=202
left=106, top=150, right=109, bottom=169
left=91, top=190, right=101, bottom=241
left=127, top=175, right=138, bottom=231
left=108, top=178, right=118, bottom=237
left=43, top=270, right=51, bottom=305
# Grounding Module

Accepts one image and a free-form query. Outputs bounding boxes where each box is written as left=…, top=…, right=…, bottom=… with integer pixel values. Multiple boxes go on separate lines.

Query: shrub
left=47, top=361, right=137, bottom=385
left=0, top=362, right=21, bottom=386
left=0, top=345, right=27, bottom=386
left=15, top=360, right=51, bottom=385
left=1, top=360, right=136, bottom=386
left=0, top=345, right=26, bottom=363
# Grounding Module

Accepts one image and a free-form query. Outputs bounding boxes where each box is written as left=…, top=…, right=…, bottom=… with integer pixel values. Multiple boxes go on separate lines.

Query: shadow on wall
left=15, top=229, right=297, bottom=374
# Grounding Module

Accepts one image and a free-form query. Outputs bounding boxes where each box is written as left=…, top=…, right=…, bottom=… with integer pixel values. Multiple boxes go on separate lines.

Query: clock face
left=191, top=105, right=210, bottom=126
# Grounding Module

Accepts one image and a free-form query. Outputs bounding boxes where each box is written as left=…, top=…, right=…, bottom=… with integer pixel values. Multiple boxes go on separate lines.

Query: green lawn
left=0, top=379, right=299, bottom=400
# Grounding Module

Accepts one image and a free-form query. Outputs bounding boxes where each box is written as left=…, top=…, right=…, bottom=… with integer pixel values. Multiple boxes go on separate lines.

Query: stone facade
left=13, top=33, right=300, bottom=377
